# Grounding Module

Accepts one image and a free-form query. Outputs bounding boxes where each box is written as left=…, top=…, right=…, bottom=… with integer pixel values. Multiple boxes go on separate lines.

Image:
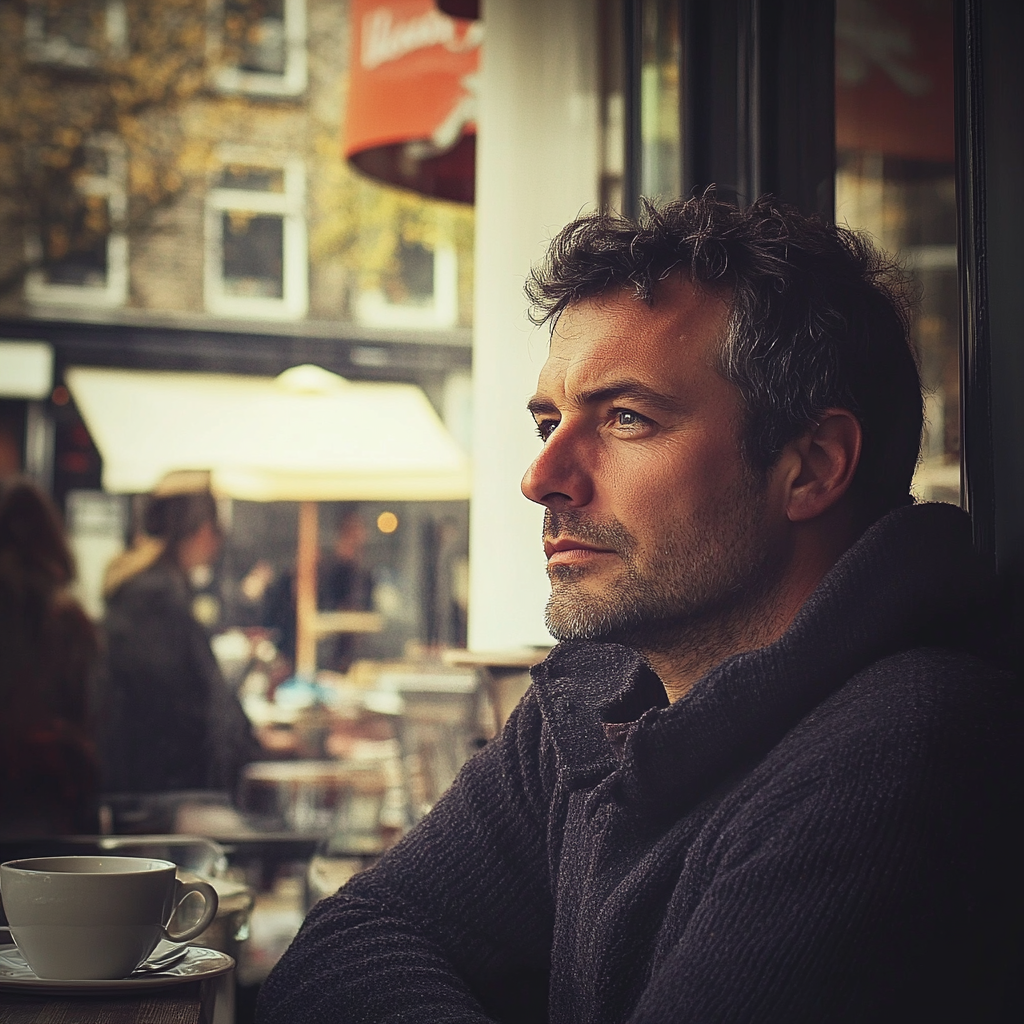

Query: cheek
left=600, top=444, right=687, bottom=521
left=612, top=436, right=748, bottom=521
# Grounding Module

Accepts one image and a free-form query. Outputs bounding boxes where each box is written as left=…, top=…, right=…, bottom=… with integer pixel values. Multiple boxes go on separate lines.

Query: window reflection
left=639, top=0, right=681, bottom=202
left=835, top=0, right=958, bottom=503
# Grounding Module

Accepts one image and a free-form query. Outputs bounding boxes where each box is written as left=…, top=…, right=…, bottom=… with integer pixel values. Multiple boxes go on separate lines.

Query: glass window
left=213, top=0, right=307, bottom=97
left=227, top=0, right=286, bottom=74
left=353, top=240, right=458, bottom=330
left=205, top=156, right=308, bottom=319
left=24, top=137, right=128, bottom=308
left=599, top=0, right=681, bottom=213
left=24, top=0, right=126, bottom=68
left=386, top=241, right=434, bottom=305
left=835, top=0, right=958, bottom=503
left=40, top=195, right=110, bottom=288
left=221, top=211, right=285, bottom=299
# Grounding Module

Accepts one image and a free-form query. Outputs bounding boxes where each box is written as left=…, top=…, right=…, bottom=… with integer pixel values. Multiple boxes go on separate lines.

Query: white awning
left=65, top=364, right=471, bottom=502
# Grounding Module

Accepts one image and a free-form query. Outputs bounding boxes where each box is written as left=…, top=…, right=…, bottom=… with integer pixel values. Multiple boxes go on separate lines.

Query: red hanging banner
left=345, top=0, right=481, bottom=203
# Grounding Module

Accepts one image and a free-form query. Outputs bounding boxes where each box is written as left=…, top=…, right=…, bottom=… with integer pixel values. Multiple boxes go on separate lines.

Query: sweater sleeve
left=629, top=652, right=1022, bottom=1024
left=255, top=687, right=558, bottom=1024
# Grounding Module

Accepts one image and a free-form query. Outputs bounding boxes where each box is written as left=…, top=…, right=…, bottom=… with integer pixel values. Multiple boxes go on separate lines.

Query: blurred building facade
left=0, top=0, right=475, bottom=656
left=0, top=0, right=474, bottom=335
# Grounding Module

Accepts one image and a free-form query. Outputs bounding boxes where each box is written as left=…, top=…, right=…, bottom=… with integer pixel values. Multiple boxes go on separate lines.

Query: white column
left=467, top=0, right=601, bottom=651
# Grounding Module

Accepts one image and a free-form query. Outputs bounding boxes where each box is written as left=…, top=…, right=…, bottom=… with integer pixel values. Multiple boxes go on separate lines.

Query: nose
left=521, top=424, right=594, bottom=508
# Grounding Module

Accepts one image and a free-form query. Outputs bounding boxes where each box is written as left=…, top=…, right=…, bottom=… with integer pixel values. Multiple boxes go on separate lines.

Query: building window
left=25, top=137, right=128, bottom=309
left=25, top=0, right=127, bottom=68
left=354, top=240, right=458, bottom=330
left=205, top=157, right=308, bottom=319
left=210, top=0, right=308, bottom=97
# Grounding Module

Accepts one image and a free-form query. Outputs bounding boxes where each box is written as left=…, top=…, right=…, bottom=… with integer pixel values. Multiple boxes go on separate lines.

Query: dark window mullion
left=623, top=0, right=644, bottom=218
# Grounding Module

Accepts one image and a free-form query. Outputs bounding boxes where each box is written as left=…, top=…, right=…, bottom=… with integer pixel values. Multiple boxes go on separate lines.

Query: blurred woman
left=0, top=478, right=99, bottom=839
left=100, top=478, right=259, bottom=797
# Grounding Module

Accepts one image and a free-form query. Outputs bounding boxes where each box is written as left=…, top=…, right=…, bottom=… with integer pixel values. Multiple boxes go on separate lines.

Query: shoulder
left=762, top=647, right=1024, bottom=818
left=46, top=592, right=99, bottom=650
left=820, top=647, right=1022, bottom=748
left=708, top=649, right=1023, bottom=887
left=108, top=564, right=187, bottom=611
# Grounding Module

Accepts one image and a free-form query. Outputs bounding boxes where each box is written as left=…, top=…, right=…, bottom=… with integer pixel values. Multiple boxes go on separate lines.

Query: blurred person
left=99, top=474, right=260, bottom=797
left=0, top=478, right=100, bottom=839
left=262, top=508, right=374, bottom=673
left=320, top=510, right=374, bottom=671
left=259, top=197, right=1023, bottom=1023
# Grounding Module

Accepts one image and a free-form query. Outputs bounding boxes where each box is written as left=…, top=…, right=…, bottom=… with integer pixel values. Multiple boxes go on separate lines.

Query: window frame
left=208, top=0, right=308, bottom=98
left=204, top=154, right=308, bottom=320
left=24, top=135, right=129, bottom=310
left=353, top=242, right=459, bottom=330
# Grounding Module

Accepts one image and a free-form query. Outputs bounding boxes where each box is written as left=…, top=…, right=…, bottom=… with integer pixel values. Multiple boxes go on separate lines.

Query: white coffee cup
left=0, top=855, right=219, bottom=980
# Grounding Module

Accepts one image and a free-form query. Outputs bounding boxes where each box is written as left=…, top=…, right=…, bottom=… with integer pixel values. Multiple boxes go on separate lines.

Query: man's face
left=522, top=278, right=789, bottom=649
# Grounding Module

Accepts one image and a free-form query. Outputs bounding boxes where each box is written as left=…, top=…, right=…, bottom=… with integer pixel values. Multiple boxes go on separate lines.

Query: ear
left=782, top=409, right=862, bottom=523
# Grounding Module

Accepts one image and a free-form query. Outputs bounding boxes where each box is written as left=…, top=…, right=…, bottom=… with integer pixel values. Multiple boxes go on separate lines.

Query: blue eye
left=616, top=409, right=646, bottom=427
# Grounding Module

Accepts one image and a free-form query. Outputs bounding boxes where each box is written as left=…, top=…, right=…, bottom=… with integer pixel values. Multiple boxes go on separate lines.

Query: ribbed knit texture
left=257, top=503, right=1023, bottom=1024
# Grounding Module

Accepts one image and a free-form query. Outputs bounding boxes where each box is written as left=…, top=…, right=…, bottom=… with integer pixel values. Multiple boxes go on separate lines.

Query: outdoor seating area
left=0, top=648, right=538, bottom=1021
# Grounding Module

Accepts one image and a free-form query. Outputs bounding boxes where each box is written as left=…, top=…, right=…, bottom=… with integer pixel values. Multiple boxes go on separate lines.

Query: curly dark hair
left=526, top=195, right=924, bottom=523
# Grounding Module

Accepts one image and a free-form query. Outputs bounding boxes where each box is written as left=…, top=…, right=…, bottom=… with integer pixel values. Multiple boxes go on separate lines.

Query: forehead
left=539, top=278, right=732, bottom=395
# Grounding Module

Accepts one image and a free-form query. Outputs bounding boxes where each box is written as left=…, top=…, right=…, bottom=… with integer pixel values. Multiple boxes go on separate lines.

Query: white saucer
left=0, top=943, right=234, bottom=995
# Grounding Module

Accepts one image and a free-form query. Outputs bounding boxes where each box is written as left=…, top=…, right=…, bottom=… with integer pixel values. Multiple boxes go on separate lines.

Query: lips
left=544, top=537, right=617, bottom=563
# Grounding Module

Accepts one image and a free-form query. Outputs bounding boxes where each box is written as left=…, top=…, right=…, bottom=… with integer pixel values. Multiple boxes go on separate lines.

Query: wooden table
left=0, top=981, right=204, bottom=1023
left=0, top=971, right=232, bottom=1024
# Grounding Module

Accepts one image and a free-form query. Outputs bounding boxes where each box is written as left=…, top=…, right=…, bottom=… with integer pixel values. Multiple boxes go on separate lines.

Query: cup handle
left=163, top=878, right=219, bottom=944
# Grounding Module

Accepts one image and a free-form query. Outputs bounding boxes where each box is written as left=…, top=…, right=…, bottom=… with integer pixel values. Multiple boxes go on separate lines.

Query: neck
left=640, top=589, right=796, bottom=703
left=646, top=515, right=861, bottom=703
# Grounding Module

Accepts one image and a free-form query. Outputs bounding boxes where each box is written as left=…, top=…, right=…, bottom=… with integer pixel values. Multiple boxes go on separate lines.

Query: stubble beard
left=543, top=469, right=782, bottom=657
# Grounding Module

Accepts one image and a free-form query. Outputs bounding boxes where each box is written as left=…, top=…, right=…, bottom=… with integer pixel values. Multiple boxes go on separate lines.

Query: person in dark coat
left=99, top=476, right=259, bottom=797
left=0, top=478, right=100, bottom=839
left=257, top=196, right=1022, bottom=1023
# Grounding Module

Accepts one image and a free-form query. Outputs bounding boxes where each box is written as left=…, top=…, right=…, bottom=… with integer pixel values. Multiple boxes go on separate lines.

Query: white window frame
left=204, top=155, right=308, bottom=320
left=25, top=136, right=128, bottom=309
left=209, top=0, right=308, bottom=98
left=24, top=0, right=127, bottom=68
left=354, top=242, right=459, bottom=330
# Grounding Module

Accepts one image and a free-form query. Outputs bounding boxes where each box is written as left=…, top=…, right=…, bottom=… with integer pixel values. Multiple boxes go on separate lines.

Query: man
left=257, top=197, right=1022, bottom=1023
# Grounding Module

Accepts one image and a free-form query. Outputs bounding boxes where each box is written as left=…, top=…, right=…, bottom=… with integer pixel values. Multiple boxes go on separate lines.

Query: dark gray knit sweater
left=257, top=503, right=1023, bottom=1023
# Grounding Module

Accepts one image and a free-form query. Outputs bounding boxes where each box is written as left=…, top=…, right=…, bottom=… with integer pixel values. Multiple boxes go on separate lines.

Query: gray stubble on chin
left=543, top=559, right=648, bottom=642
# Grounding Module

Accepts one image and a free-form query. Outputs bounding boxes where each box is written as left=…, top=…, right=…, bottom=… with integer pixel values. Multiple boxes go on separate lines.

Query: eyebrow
left=527, top=379, right=682, bottom=417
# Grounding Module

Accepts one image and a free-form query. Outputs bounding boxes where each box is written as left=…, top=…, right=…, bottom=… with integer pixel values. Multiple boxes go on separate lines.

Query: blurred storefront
left=0, top=0, right=475, bottom=660
left=0, top=8, right=481, bottom=999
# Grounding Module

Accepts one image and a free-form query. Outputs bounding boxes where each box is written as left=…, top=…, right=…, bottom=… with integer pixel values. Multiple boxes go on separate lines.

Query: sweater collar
left=531, top=502, right=998, bottom=809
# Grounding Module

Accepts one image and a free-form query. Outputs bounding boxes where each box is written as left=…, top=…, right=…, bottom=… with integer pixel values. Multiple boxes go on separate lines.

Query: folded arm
left=256, top=690, right=558, bottom=1024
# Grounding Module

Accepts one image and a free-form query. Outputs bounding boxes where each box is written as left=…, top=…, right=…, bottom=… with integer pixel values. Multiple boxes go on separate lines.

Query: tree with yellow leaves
left=0, top=0, right=474, bottom=324
left=0, top=0, right=221, bottom=297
